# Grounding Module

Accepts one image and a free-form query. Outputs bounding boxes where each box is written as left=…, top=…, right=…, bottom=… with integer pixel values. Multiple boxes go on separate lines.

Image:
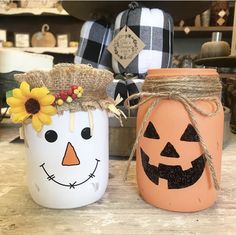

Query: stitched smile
left=141, top=148, right=206, bottom=189
left=40, top=158, right=100, bottom=189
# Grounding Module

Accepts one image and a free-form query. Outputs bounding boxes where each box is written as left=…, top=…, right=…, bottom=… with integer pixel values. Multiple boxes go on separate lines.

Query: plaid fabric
left=75, top=19, right=113, bottom=70
left=112, top=7, right=174, bottom=75
left=107, top=78, right=143, bottom=106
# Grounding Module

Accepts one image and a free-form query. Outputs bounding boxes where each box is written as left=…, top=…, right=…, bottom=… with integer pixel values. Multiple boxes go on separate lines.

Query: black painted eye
left=144, top=122, right=160, bottom=139
left=180, top=124, right=200, bottom=142
left=81, top=127, right=91, bottom=140
left=45, top=130, right=58, bottom=143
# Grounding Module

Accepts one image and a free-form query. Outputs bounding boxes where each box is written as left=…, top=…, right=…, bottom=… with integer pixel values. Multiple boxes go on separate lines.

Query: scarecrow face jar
left=135, top=69, right=224, bottom=212
left=24, top=110, right=108, bottom=208
left=8, top=64, right=118, bottom=209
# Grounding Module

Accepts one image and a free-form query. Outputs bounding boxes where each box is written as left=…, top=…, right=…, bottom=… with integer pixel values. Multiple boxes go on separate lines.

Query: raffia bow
left=124, top=90, right=221, bottom=190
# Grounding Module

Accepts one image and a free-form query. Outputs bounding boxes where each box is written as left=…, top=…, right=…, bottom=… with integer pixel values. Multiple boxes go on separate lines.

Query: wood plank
left=231, top=2, right=236, bottom=55
left=0, top=125, right=236, bottom=234
left=174, top=26, right=233, bottom=32
left=0, top=7, right=68, bottom=16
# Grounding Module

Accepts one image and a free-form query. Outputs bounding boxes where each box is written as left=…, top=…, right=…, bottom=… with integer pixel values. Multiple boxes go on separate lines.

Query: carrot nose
left=62, top=142, right=80, bottom=166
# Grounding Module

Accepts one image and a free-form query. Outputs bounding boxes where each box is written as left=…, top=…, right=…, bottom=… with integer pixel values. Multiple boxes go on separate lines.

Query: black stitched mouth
left=40, top=159, right=100, bottom=189
left=141, top=148, right=206, bottom=189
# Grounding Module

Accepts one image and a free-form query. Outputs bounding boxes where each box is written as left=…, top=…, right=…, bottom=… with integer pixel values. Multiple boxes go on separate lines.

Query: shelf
left=174, top=26, right=233, bottom=32
left=0, top=7, right=68, bottom=16
left=0, top=47, right=77, bottom=54
left=195, top=55, right=236, bottom=68
left=174, top=26, right=233, bottom=38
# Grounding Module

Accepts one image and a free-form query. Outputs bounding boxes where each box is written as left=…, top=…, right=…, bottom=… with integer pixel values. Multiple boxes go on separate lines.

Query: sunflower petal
left=10, top=106, right=26, bottom=113
left=12, top=88, right=26, bottom=100
left=7, top=97, right=25, bottom=107
left=40, top=106, right=57, bottom=115
left=39, top=95, right=55, bottom=105
left=11, top=111, right=30, bottom=123
left=20, top=81, right=30, bottom=97
left=32, top=115, right=43, bottom=132
left=31, top=87, right=49, bottom=99
left=37, top=111, right=52, bottom=125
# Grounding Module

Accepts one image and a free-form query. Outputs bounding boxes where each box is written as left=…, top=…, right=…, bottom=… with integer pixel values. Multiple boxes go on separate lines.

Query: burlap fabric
left=15, top=63, right=115, bottom=114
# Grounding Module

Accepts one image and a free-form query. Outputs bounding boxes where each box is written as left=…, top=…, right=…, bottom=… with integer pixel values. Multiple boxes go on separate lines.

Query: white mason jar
left=9, top=64, right=120, bottom=209
left=24, top=110, right=108, bottom=208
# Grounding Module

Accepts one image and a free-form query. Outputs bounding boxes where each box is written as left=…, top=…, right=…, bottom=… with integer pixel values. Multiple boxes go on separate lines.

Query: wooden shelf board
left=174, top=26, right=233, bottom=38
left=0, top=7, right=68, bottom=16
left=1, top=47, right=77, bottom=54
left=174, top=26, right=233, bottom=32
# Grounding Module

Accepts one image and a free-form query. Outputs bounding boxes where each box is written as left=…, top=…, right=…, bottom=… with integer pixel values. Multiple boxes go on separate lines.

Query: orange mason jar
left=135, top=68, right=224, bottom=212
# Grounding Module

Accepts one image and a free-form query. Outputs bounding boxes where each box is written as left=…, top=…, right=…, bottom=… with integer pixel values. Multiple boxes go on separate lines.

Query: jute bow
left=124, top=90, right=221, bottom=190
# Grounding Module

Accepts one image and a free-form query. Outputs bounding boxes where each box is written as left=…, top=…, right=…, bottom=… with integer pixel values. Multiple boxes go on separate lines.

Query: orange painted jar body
left=136, top=68, right=224, bottom=212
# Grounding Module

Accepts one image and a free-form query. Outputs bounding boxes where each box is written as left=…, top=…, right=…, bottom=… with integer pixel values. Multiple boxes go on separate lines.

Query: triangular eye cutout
left=180, top=124, right=200, bottom=142
left=144, top=122, right=160, bottom=139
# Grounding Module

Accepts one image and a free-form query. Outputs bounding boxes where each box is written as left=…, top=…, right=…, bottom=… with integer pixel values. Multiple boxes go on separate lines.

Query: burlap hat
left=62, top=1, right=211, bottom=22
left=15, top=63, right=116, bottom=114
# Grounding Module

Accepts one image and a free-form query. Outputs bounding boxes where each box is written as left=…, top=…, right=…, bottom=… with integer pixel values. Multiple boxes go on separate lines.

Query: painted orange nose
left=62, top=142, right=80, bottom=166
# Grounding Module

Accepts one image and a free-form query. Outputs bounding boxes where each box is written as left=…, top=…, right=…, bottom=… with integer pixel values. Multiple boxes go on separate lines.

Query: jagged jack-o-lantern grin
left=39, top=128, right=100, bottom=189
left=141, top=122, right=206, bottom=189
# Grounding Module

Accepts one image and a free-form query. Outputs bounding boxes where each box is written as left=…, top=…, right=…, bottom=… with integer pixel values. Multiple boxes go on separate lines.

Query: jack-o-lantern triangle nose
left=62, top=142, right=80, bottom=166
left=160, top=142, right=180, bottom=158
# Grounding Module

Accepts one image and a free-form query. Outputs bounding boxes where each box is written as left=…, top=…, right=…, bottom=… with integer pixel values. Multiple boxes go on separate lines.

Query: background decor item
left=0, top=0, right=17, bottom=11
left=201, top=9, right=211, bottom=27
left=20, top=0, right=58, bottom=8
left=0, top=29, right=7, bottom=42
left=2, top=41, right=13, bottom=48
left=57, top=34, right=69, bottom=48
left=0, top=48, right=53, bottom=108
left=69, top=41, right=78, bottom=48
left=31, top=24, right=56, bottom=47
left=112, top=3, right=173, bottom=76
left=195, top=3, right=236, bottom=68
left=75, top=19, right=112, bottom=70
left=125, top=68, right=223, bottom=212
left=200, top=32, right=231, bottom=58
left=11, top=64, right=121, bottom=209
left=14, top=33, right=30, bottom=48
left=211, top=1, right=229, bottom=26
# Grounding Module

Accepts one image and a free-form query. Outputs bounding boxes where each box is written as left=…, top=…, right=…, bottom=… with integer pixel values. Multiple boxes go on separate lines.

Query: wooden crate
left=109, top=117, right=136, bottom=157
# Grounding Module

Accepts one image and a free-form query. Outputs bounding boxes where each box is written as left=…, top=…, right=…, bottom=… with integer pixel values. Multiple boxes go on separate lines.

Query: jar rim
left=147, top=68, right=218, bottom=78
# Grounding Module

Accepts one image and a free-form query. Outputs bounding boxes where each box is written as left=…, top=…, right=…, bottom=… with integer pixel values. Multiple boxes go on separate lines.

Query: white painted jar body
left=24, top=109, right=109, bottom=209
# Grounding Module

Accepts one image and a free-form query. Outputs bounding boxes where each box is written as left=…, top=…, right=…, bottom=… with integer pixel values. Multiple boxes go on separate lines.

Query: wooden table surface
left=0, top=123, right=236, bottom=235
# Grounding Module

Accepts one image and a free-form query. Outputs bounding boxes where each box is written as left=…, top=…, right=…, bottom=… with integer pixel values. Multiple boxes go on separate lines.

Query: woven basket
left=109, top=117, right=136, bottom=157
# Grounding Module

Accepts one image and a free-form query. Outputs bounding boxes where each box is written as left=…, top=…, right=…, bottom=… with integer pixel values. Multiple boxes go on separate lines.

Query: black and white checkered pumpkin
left=75, top=19, right=113, bottom=70
left=112, top=6, right=174, bottom=75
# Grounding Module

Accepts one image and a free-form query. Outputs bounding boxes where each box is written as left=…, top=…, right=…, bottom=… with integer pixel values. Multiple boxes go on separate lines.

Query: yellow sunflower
left=7, top=81, right=57, bottom=132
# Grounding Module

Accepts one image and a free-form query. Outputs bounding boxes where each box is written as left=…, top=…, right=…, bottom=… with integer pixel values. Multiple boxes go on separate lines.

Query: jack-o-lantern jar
left=7, top=64, right=120, bottom=209
left=126, top=68, right=224, bottom=212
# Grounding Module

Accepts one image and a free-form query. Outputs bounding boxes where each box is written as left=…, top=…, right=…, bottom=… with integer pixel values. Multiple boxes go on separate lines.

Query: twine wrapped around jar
left=124, top=74, right=222, bottom=190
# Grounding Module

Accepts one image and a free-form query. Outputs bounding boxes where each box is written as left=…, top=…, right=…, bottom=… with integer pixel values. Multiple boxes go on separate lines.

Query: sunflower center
left=25, top=98, right=40, bottom=114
